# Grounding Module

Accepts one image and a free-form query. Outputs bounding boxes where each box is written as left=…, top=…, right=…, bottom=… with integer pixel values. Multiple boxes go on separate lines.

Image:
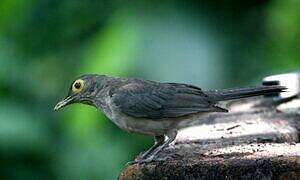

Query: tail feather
left=207, top=85, right=286, bottom=101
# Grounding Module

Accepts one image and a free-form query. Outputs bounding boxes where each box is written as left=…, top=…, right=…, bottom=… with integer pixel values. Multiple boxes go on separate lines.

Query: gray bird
left=54, top=74, right=285, bottom=163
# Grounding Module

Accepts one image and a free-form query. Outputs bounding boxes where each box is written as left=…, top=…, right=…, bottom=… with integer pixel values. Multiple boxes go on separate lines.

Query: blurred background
left=0, top=0, right=299, bottom=179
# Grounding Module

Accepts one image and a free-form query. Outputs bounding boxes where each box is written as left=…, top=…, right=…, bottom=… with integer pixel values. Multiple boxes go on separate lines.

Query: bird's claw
left=125, top=158, right=154, bottom=166
left=125, top=156, right=167, bottom=166
left=125, top=161, right=137, bottom=166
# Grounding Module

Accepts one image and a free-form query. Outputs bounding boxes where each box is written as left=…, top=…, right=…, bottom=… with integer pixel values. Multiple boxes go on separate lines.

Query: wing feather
left=111, top=81, right=224, bottom=119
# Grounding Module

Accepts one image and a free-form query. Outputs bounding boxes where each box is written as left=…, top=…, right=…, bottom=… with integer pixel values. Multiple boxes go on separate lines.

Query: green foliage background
left=0, top=0, right=299, bottom=179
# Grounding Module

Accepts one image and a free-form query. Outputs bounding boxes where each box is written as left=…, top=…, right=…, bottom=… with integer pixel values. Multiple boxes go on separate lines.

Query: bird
left=54, top=74, right=286, bottom=163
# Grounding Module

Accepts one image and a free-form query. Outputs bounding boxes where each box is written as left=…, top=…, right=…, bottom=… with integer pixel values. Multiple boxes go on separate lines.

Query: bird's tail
left=206, top=85, right=286, bottom=102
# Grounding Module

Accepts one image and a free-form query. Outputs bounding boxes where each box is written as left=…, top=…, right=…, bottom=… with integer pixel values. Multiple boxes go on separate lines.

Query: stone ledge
left=120, top=143, right=300, bottom=180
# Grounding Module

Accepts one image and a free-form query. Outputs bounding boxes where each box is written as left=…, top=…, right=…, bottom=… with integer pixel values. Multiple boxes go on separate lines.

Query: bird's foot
left=126, top=156, right=167, bottom=166
left=125, top=157, right=154, bottom=166
left=125, top=160, right=138, bottom=166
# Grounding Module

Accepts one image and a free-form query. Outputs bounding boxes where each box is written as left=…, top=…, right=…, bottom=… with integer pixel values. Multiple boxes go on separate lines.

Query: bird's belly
left=110, top=113, right=176, bottom=136
left=101, top=100, right=169, bottom=136
left=103, top=99, right=183, bottom=136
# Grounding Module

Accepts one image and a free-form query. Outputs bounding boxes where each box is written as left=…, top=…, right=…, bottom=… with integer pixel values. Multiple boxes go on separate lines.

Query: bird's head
left=54, top=74, right=105, bottom=111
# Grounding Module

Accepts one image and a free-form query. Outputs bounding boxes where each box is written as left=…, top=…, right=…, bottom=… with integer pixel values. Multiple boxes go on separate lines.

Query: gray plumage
left=112, top=82, right=220, bottom=119
left=54, top=74, right=286, bottom=163
left=111, top=82, right=284, bottom=119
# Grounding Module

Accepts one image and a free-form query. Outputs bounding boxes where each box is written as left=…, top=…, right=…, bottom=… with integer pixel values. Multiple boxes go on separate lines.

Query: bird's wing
left=110, top=81, right=227, bottom=119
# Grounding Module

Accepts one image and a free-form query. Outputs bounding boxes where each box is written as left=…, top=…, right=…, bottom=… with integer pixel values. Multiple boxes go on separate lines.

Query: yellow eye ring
left=72, top=79, right=84, bottom=93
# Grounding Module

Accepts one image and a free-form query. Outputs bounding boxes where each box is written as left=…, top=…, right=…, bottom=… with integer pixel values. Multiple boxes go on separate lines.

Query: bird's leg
left=126, top=136, right=165, bottom=166
left=139, top=130, right=178, bottom=163
left=139, top=135, right=165, bottom=159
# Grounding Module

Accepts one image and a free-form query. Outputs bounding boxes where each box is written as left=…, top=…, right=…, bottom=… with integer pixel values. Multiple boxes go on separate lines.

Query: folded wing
left=110, top=81, right=226, bottom=119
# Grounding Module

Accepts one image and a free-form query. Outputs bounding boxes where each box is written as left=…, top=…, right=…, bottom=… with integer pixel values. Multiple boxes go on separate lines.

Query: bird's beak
left=54, top=95, right=75, bottom=111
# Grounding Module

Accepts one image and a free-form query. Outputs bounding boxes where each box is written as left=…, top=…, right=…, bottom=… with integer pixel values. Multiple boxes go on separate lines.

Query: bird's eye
left=72, top=79, right=84, bottom=93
